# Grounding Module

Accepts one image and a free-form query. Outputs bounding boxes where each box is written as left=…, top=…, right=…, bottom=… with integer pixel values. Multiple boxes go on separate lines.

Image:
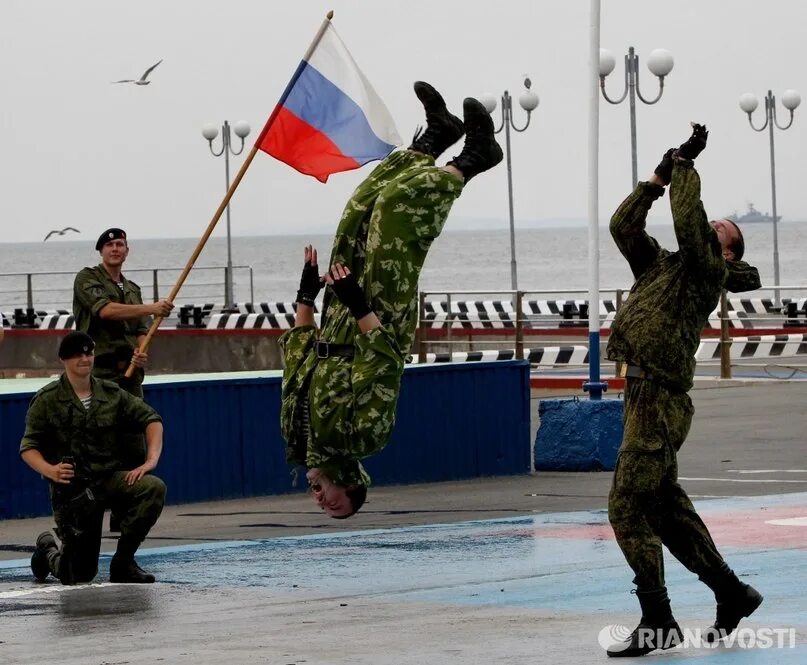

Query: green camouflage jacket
left=606, top=161, right=761, bottom=391
left=279, top=324, right=404, bottom=487
left=19, top=375, right=162, bottom=476
left=73, top=264, right=151, bottom=359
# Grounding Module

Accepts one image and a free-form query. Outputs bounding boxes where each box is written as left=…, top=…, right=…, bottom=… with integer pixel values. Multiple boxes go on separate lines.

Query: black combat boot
left=700, top=563, right=763, bottom=642
left=110, top=533, right=155, bottom=583
left=408, top=81, right=465, bottom=159
left=607, top=587, right=683, bottom=657
left=30, top=531, right=58, bottom=582
left=109, top=558, right=155, bottom=583
left=446, top=98, right=504, bottom=182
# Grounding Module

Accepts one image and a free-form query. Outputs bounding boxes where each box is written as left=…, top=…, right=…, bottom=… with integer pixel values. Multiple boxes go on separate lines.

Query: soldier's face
left=710, top=219, right=740, bottom=260
left=306, top=468, right=352, bottom=518
left=61, top=352, right=94, bottom=378
left=100, top=239, right=129, bottom=267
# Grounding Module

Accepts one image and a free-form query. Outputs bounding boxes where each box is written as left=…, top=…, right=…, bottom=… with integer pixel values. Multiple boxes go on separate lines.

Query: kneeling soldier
left=20, top=331, right=166, bottom=584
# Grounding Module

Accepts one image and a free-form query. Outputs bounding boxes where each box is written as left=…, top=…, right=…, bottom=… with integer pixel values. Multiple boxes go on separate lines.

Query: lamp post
left=479, top=79, right=539, bottom=292
left=738, top=89, right=801, bottom=306
left=599, top=47, right=674, bottom=188
left=201, top=119, right=251, bottom=307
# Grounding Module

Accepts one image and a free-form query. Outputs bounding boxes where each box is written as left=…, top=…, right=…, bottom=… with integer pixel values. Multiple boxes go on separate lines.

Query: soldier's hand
left=325, top=264, right=372, bottom=321
left=131, top=348, right=148, bottom=368
left=125, top=461, right=156, bottom=486
left=653, top=148, right=676, bottom=185
left=151, top=299, right=174, bottom=317
left=297, top=245, right=325, bottom=308
left=676, top=122, right=708, bottom=160
left=49, top=462, right=75, bottom=485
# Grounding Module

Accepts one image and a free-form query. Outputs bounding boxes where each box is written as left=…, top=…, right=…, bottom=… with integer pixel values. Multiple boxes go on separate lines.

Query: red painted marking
left=530, top=376, right=625, bottom=390
left=2, top=328, right=285, bottom=338
left=527, top=505, right=807, bottom=549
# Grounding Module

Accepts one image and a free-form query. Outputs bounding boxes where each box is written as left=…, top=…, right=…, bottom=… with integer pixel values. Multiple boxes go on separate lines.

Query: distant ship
left=727, top=203, right=780, bottom=224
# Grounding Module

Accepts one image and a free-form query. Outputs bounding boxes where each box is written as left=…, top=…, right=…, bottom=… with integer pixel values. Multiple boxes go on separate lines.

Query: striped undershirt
left=298, top=392, right=310, bottom=439
left=80, top=395, right=92, bottom=410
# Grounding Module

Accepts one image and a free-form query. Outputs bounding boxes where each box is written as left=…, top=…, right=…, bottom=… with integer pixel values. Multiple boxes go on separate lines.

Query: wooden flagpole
left=125, top=10, right=335, bottom=378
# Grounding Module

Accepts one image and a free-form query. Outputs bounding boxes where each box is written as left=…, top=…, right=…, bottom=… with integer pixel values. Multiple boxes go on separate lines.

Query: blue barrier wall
left=534, top=398, right=624, bottom=471
left=0, top=361, right=531, bottom=519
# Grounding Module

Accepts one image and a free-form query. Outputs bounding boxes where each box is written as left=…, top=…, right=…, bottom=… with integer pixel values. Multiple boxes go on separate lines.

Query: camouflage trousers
left=608, top=377, right=725, bottom=590
left=47, top=472, right=166, bottom=584
left=321, top=150, right=464, bottom=353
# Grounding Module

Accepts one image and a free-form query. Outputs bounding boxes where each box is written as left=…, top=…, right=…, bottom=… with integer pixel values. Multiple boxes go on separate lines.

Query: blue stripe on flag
left=283, top=63, right=396, bottom=163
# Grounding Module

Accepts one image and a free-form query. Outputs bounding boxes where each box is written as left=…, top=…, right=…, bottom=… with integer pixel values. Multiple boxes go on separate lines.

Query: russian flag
left=257, top=22, right=402, bottom=183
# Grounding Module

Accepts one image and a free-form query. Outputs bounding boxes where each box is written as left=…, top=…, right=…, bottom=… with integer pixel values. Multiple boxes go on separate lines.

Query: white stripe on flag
left=306, top=24, right=401, bottom=148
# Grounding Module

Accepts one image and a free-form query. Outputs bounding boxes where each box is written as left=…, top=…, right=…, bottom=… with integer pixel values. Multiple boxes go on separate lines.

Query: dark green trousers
left=47, top=472, right=166, bottom=585
left=608, top=377, right=725, bottom=589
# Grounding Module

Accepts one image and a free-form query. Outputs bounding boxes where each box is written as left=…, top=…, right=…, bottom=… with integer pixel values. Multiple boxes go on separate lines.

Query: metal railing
left=709, top=285, right=807, bottom=379
left=0, top=265, right=254, bottom=312
left=417, top=288, right=626, bottom=365
left=417, top=286, right=807, bottom=380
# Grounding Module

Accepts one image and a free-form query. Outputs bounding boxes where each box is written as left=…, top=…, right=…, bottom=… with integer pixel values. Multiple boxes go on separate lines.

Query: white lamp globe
left=738, top=93, right=759, bottom=114
left=479, top=93, right=498, bottom=114
left=599, top=49, right=616, bottom=77
left=647, top=49, right=674, bottom=77
left=519, top=90, right=539, bottom=112
left=233, top=121, right=251, bottom=138
left=782, top=89, right=801, bottom=111
left=201, top=124, right=219, bottom=141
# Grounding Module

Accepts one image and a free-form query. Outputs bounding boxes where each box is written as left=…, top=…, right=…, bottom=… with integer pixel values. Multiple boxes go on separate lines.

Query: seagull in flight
left=112, top=59, right=163, bottom=85
left=44, top=227, right=80, bottom=241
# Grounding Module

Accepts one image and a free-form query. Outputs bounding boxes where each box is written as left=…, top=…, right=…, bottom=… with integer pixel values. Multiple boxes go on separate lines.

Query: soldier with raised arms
left=605, top=124, right=763, bottom=657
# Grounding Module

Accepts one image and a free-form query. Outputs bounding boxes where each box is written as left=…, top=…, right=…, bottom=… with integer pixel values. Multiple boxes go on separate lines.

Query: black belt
left=625, top=365, right=656, bottom=382
left=314, top=341, right=354, bottom=360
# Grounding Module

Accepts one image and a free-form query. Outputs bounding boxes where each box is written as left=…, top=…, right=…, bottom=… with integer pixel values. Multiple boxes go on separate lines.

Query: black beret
left=95, top=228, right=128, bottom=251
left=58, top=331, right=95, bottom=359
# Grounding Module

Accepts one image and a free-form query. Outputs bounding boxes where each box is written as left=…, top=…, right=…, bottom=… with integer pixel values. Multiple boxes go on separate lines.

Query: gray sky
left=1, top=0, right=805, bottom=243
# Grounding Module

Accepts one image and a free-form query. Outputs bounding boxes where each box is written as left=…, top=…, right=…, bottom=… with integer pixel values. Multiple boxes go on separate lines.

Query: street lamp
left=479, top=78, right=539, bottom=291
left=738, top=89, right=801, bottom=306
left=599, top=47, right=674, bottom=188
left=201, top=119, right=251, bottom=307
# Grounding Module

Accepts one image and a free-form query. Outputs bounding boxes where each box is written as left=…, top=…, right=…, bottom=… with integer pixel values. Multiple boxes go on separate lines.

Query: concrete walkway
left=0, top=382, right=805, bottom=664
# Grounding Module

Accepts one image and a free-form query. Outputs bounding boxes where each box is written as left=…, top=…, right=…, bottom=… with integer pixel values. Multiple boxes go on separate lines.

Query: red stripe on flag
left=258, top=106, right=361, bottom=183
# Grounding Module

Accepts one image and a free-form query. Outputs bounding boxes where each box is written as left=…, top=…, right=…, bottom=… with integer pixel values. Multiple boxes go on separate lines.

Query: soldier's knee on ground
left=59, top=562, right=99, bottom=586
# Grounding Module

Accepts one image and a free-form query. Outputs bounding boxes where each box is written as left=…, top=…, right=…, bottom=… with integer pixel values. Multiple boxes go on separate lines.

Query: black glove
left=329, top=270, right=372, bottom=320
left=677, top=122, right=708, bottom=160
left=296, top=260, right=323, bottom=308
left=653, top=148, right=675, bottom=185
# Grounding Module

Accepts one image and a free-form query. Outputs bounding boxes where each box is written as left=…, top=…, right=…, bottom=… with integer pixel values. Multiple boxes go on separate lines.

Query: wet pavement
left=0, top=492, right=805, bottom=664
left=0, top=382, right=806, bottom=664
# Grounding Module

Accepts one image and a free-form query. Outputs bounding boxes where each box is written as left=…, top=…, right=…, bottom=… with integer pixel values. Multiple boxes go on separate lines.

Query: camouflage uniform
left=73, top=264, right=151, bottom=399
left=280, top=150, right=464, bottom=487
left=20, top=375, right=165, bottom=584
left=606, top=162, right=761, bottom=590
